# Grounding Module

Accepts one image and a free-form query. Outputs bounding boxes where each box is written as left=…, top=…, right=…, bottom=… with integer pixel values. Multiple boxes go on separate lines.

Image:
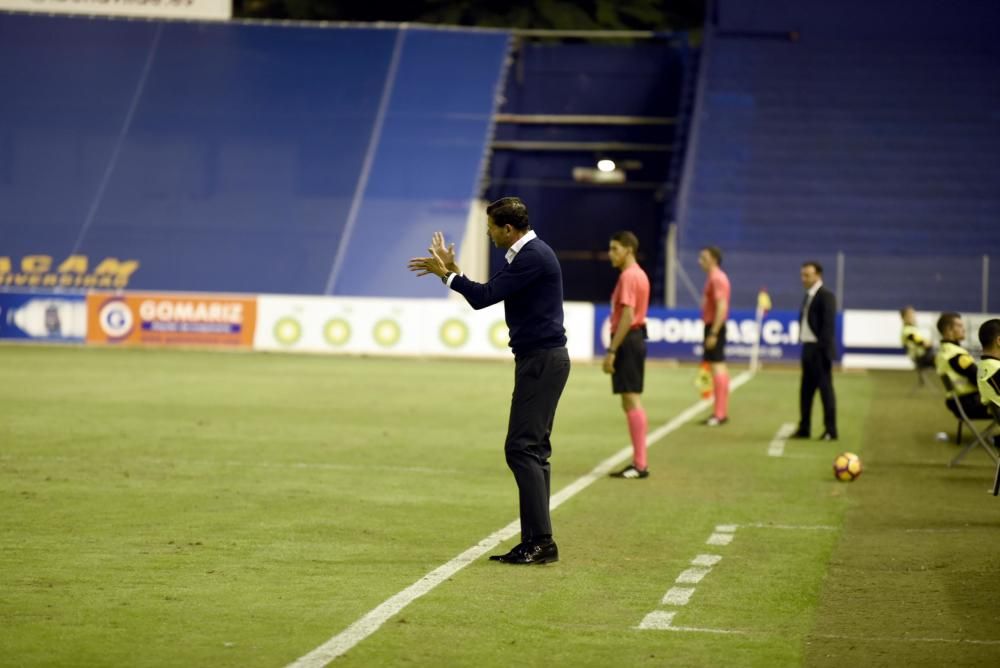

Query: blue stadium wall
left=675, top=0, right=1000, bottom=312
left=0, top=14, right=509, bottom=298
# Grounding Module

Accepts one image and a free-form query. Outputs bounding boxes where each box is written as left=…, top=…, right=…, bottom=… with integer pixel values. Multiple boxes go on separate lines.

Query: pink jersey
left=611, top=263, right=650, bottom=333
left=701, top=266, right=731, bottom=324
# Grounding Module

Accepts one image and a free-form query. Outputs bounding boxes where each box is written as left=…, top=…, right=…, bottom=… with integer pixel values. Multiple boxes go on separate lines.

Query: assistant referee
left=408, top=197, right=570, bottom=565
left=603, top=231, right=650, bottom=479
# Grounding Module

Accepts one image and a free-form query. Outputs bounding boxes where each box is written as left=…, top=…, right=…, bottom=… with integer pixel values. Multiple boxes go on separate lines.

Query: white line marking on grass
left=743, top=523, right=836, bottom=531
left=641, top=521, right=840, bottom=634
left=813, top=633, right=1000, bottom=646
left=661, top=587, right=696, bottom=605
left=691, top=554, right=722, bottom=567
left=638, top=610, right=676, bottom=630
left=286, top=517, right=523, bottom=668
left=636, top=610, right=744, bottom=635
left=675, top=567, right=711, bottom=584
left=663, top=624, right=746, bottom=635
left=287, top=372, right=755, bottom=667
left=768, top=422, right=797, bottom=457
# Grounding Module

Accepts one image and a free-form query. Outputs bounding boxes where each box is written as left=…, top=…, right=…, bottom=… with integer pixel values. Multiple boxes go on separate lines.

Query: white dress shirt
left=800, top=280, right=823, bottom=343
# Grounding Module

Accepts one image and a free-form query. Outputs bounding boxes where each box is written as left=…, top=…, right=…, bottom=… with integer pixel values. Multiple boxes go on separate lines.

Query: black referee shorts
left=612, top=327, right=647, bottom=394
left=703, top=323, right=726, bottom=363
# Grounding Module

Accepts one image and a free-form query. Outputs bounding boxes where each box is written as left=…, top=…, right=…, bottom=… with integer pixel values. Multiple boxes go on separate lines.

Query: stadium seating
left=0, top=15, right=509, bottom=298
left=675, top=0, right=1000, bottom=312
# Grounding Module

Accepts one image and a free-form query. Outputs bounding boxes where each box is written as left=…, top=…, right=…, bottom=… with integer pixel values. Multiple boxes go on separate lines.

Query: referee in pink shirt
left=603, top=231, right=651, bottom=479
left=698, top=246, right=731, bottom=426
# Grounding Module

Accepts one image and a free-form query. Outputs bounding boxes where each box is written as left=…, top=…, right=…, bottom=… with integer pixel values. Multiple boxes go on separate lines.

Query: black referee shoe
left=610, top=464, right=649, bottom=479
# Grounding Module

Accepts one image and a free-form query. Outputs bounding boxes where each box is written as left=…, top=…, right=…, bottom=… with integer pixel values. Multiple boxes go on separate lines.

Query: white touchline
left=285, top=370, right=755, bottom=667
left=768, top=422, right=797, bottom=457
left=706, top=533, right=734, bottom=546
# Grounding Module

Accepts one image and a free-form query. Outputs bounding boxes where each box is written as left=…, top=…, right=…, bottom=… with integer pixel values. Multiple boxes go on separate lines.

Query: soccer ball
left=833, top=452, right=862, bottom=482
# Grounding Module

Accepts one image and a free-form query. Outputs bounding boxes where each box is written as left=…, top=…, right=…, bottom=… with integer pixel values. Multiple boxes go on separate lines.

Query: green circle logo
left=440, top=318, right=469, bottom=348
left=323, top=318, right=351, bottom=347
left=489, top=320, right=509, bottom=350
left=373, top=319, right=402, bottom=347
left=274, top=317, right=302, bottom=346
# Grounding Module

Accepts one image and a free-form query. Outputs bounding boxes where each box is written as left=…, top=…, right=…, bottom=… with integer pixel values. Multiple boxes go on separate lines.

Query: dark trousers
left=946, top=393, right=993, bottom=421
left=505, top=346, right=570, bottom=543
left=799, top=343, right=837, bottom=436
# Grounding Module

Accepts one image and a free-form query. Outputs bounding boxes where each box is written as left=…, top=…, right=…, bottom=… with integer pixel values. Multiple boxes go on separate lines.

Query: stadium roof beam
left=488, top=177, right=671, bottom=190
left=510, top=29, right=676, bottom=40
left=491, top=141, right=674, bottom=152
left=495, top=113, right=676, bottom=126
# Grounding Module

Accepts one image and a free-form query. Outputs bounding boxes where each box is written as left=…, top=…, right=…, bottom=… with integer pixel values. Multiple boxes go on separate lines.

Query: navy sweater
left=450, top=237, right=567, bottom=355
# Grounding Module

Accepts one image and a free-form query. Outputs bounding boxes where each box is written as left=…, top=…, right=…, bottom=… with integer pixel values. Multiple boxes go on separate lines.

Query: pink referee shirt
left=701, top=266, right=731, bottom=324
left=611, top=263, right=650, bottom=333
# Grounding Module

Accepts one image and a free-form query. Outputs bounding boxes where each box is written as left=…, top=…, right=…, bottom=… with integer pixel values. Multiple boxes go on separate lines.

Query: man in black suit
left=408, top=197, right=569, bottom=565
left=793, top=261, right=838, bottom=440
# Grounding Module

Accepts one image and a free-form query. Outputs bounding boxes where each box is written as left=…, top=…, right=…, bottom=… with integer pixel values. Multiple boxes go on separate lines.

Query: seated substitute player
left=936, top=312, right=992, bottom=420
left=978, top=319, right=1000, bottom=410
left=900, top=306, right=934, bottom=370
left=603, top=231, right=651, bottom=480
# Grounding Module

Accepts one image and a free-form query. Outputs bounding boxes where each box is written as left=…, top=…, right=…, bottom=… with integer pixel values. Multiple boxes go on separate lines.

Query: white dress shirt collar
left=505, top=229, right=537, bottom=264
left=806, top=280, right=823, bottom=299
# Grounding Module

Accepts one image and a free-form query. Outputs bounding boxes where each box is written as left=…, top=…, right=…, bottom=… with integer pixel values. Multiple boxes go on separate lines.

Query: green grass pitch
left=2, top=346, right=999, bottom=666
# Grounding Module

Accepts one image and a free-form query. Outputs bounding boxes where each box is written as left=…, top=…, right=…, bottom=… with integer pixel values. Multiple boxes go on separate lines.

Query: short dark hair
left=802, top=261, right=823, bottom=275
left=486, top=197, right=530, bottom=230
left=702, top=246, right=723, bottom=266
left=937, top=311, right=962, bottom=335
left=979, top=319, right=1000, bottom=349
left=611, top=231, right=639, bottom=253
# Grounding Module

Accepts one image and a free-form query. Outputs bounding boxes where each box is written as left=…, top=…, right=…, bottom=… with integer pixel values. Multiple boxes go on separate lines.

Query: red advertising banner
left=86, top=293, right=256, bottom=348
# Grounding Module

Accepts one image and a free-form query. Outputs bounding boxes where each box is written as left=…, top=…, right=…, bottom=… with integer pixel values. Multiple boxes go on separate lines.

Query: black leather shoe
left=491, top=540, right=558, bottom=565
left=489, top=543, right=525, bottom=562
left=819, top=431, right=838, bottom=441
left=790, top=430, right=810, bottom=439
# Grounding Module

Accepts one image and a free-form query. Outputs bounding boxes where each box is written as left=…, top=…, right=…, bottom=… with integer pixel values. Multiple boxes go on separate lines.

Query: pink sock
left=626, top=408, right=648, bottom=470
left=713, top=372, right=730, bottom=419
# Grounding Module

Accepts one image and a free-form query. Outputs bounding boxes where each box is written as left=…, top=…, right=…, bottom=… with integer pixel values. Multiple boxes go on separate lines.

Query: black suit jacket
left=799, top=285, right=837, bottom=360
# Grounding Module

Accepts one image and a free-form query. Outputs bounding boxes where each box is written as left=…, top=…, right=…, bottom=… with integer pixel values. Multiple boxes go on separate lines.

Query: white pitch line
left=637, top=610, right=744, bottom=635
left=714, top=524, right=738, bottom=533
left=637, top=610, right=676, bottom=630
left=768, top=422, right=797, bottom=457
left=691, top=554, right=722, bottom=567
left=664, top=624, right=746, bottom=635
left=675, top=567, right=711, bottom=584
left=706, top=533, right=734, bottom=546
left=662, top=587, right=696, bottom=606
left=743, top=523, right=836, bottom=531
left=812, top=633, right=1000, bottom=646
left=287, top=371, right=755, bottom=667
